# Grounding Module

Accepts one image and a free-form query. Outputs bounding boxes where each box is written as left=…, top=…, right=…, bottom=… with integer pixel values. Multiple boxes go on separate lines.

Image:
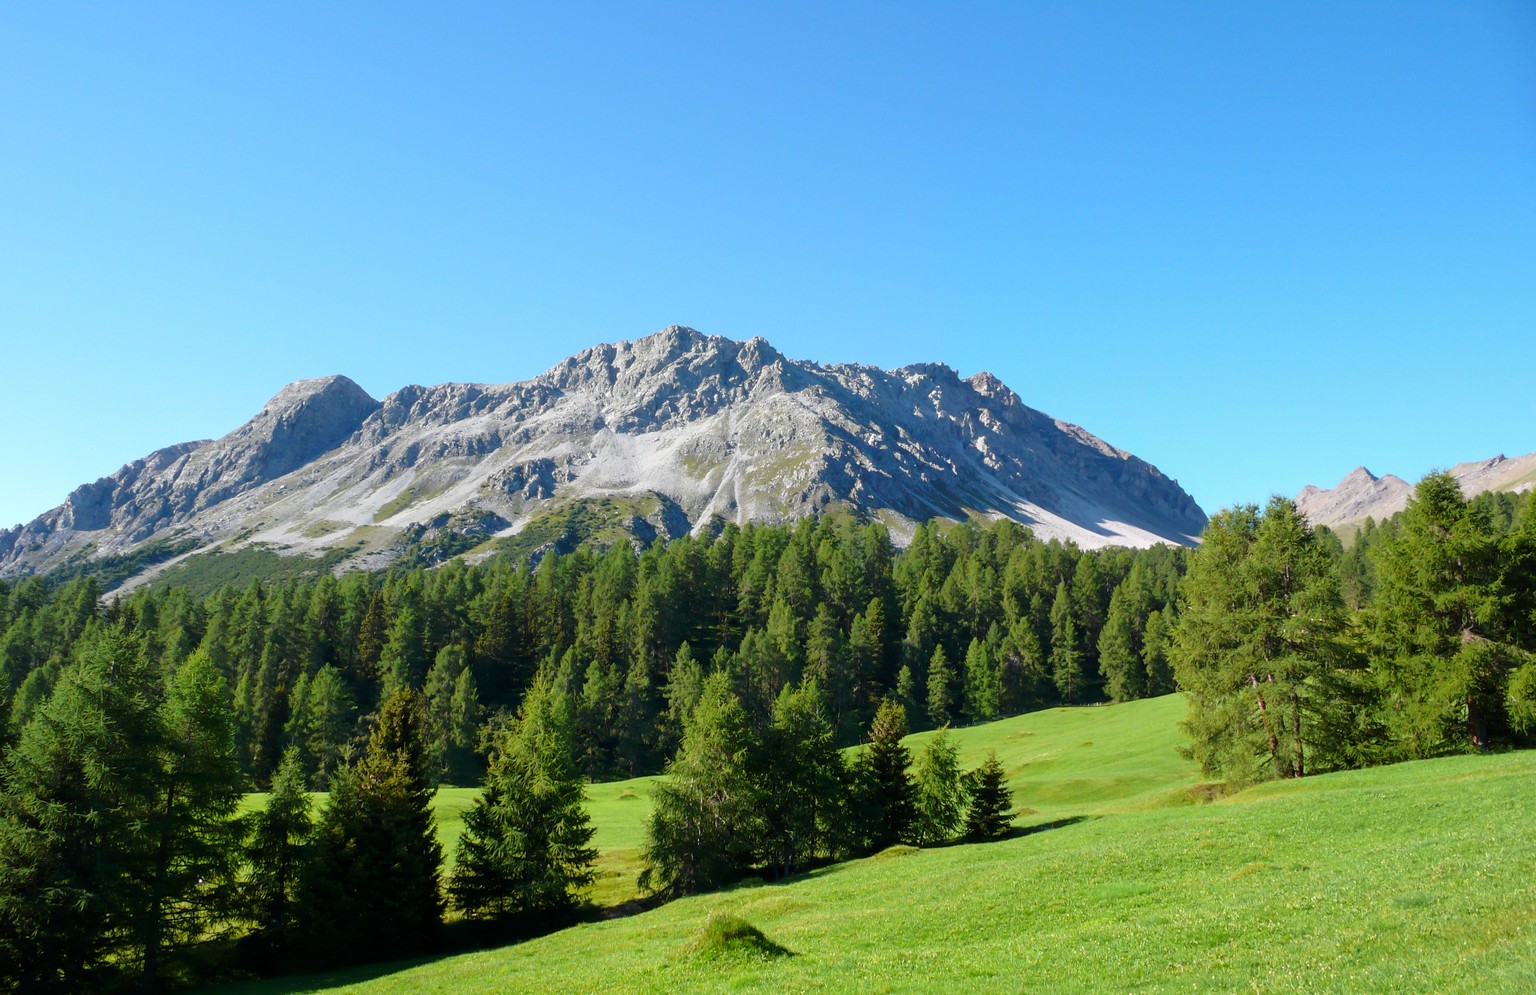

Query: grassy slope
left=221, top=697, right=1536, bottom=993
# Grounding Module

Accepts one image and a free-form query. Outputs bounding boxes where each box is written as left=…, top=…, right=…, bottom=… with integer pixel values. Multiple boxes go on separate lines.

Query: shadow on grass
left=211, top=907, right=626, bottom=995
left=1007, top=814, right=1096, bottom=839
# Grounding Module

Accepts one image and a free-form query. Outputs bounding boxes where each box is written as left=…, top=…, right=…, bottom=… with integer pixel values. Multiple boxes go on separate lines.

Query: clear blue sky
left=2, top=2, right=1533, bottom=530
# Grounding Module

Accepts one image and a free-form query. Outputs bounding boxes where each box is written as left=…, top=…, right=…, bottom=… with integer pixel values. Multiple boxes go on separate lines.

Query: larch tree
left=909, top=727, right=965, bottom=846
left=756, top=680, right=843, bottom=877
left=1368, top=472, right=1532, bottom=754
left=639, top=672, right=759, bottom=898
left=1173, top=497, right=1356, bottom=784
left=0, top=631, right=160, bottom=993
left=136, top=649, right=246, bottom=986
left=926, top=645, right=955, bottom=729
left=1097, top=585, right=1144, bottom=703
left=1049, top=582, right=1088, bottom=704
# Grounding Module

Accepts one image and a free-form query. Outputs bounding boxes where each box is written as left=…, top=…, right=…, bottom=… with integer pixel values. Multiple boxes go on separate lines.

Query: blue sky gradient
left=2, top=2, right=1533, bottom=528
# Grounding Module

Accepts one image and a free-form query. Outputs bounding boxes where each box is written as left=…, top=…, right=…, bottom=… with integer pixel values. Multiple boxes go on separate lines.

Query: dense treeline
left=1173, top=473, right=1536, bottom=786
left=0, top=516, right=1187, bottom=789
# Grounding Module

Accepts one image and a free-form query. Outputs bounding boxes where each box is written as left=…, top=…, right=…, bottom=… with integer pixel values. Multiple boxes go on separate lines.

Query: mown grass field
left=222, top=696, right=1536, bottom=993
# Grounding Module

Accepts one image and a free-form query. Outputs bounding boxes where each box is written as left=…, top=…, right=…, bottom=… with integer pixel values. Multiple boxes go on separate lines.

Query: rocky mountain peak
left=1, top=327, right=1212, bottom=588
left=1340, top=466, right=1379, bottom=485
left=967, top=371, right=1019, bottom=406
left=259, top=374, right=376, bottom=418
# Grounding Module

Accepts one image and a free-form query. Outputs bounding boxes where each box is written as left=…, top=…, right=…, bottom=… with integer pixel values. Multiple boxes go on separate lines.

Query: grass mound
left=868, top=844, right=921, bottom=860
left=685, top=913, right=791, bottom=960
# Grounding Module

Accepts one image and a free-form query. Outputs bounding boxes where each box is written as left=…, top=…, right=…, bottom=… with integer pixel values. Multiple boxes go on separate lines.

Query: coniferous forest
left=1, top=472, right=1534, bottom=991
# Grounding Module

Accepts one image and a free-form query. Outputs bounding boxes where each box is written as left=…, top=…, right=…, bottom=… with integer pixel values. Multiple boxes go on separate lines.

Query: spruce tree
left=450, top=670, right=595, bottom=922
left=244, top=747, right=312, bottom=958
left=852, top=698, right=914, bottom=852
left=963, top=750, right=1014, bottom=841
left=295, top=690, right=444, bottom=965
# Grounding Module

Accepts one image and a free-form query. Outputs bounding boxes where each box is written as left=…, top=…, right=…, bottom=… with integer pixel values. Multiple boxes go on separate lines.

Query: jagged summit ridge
left=1295, top=452, right=1536, bottom=530
left=0, top=327, right=1209, bottom=586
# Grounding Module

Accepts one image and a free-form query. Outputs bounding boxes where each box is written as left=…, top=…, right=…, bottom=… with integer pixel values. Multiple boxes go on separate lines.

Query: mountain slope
left=217, top=704, right=1536, bottom=995
left=0, top=327, right=1206, bottom=587
left=1296, top=452, right=1536, bottom=530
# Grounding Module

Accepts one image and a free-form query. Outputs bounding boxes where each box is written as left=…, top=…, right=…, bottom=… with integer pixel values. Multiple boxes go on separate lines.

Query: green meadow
left=221, top=695, right=1536, bottom=993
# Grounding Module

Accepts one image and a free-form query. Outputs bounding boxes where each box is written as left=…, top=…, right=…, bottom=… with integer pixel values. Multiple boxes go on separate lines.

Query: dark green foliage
left=0, top=632, right=245, bottom=992
left=1098, top=584, right=1144, bottom=703
left=424, top=645, right=481, bottom=785
left=926, top=645, right=955, bottom=728
left=6, top=514, right=1194, bottom=801
left=450, top=671, right=596, bottom=922
left=1050, top=582, right=1088, bottom=704
left=283, top=664, right=355, bottom=787
left=0, top=512, right=1222, bottom=982
left=852, top=699, right=915, bottom=852
left=47, top=537, right=202, bottom=594
left=244, top=748, right=312, bottom=954
left=147, top=545, right=353, bottom=599
left=294, top=690, right=444, bottom=966
left=963, top=750, right=1014, bottom=841
left=138, top=649, right=246, bottom=983
left=0, top=632, right=160, bottom=993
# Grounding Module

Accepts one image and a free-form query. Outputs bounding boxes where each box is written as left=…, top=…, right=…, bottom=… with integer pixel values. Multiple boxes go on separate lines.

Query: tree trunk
left=1468, top=696, right=1490, bottom=751
left=1251, top=674, right=1280, bottom=775
left=1290, top=690, right=1304, bottom=778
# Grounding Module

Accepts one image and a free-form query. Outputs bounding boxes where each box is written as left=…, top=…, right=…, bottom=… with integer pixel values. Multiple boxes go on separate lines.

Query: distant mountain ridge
left=0, top=327, right=1208, bottom=588
left=1296, top=452, right=1536, bottom=530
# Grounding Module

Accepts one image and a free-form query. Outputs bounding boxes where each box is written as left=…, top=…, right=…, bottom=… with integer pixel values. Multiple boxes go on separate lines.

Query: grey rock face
left=0, top=328, right=1208, bottom=584
left=1296, top=452, right=1536, bottom=530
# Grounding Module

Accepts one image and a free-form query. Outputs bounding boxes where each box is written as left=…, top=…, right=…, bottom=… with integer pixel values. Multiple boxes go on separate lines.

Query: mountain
left=0, top=327, right=1207, bottom=589
left=1296, top=452, right=1536, bottom=530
